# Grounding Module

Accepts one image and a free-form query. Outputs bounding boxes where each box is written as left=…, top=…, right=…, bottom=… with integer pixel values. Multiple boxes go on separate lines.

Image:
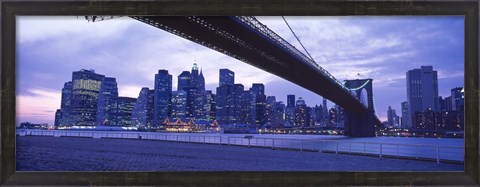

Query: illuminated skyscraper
left=219, top=69, right=234, bottom=86
left=113, top=97, right=137, bottom=126
left=177, top=71, right=191, bottom=91
left=154, top=69, right=172, bottom=127
left=55, top=81, right=73, bottom=126
left=69, top=69, right=104, bottom=126
left=132, top=87, right=155, bottom=128
left=401, top=101, right=409, bottom=127
left=96, top=77, right=118, bottom=125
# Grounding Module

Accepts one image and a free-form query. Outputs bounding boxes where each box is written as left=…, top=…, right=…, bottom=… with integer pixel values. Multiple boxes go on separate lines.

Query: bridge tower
left=343, top=79, right=376, bottom=137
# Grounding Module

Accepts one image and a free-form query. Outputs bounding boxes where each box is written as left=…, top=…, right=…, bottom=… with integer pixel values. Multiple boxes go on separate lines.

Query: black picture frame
left=1, top=0, right=478, bottom=186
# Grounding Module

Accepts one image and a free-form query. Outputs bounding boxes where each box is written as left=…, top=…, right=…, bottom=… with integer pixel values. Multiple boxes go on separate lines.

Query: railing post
left=380, top=144, right=383, bottom=158
left=203, top=136, right=206, bottom=144
left=248, top=139, right=251, bottom=148
left=272, top=139, right=275, bottom=150
left=176, top=135, right=178, bottom=142
left=397, top=144, right=399, bottom=158
left=228, top=137, right=230, bottom=146
left=300, top=140, right=303, bottom=152
left=349, top=142, right=351, bottom=154
left=189, top=136, right=191, bottom=142
left=336, top=141, right=338, bottom=154
left=436, top=146, right=440, bottom=164
left=363, top=143, right=366, bottom=155
left=219, top=137, right=222, bottom=145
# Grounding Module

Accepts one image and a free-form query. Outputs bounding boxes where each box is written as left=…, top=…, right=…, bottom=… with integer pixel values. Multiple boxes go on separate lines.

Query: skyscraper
left=69, top=69, right=104, bottom=126
left=112, top=97, right=137, bottom=126
left=287, top=95, right=295, bottom=107
left=401, top=101, right=409, bottom=127
left=219, top=69, right=234, bottom=86
left=177, top=71, right=191, bottom=91
left=251, top=83, right=267, bottom=128
left=285, top=94, right=296, bottom=127
left=295, top=97, right=310, bottom=128
left=131, top=87, right=155, bottom=128
left=55, top=81, right=73, bottom=126
left=406, top=66, right=439, bottom=128
left=96, top=77, right=118, bottom=125
left=450, top=87, right=464, bottom=111
left=154, top=69, right=172, bottom=127
left=171, top=90, right=187, bottom=118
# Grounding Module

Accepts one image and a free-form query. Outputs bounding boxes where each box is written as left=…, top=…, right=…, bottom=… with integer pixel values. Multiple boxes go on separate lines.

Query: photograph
left=15, top=15, right=465, bottom=172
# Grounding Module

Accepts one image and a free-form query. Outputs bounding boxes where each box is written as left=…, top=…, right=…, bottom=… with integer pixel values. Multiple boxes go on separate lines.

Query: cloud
left=16, top=88, right=61, bottom=125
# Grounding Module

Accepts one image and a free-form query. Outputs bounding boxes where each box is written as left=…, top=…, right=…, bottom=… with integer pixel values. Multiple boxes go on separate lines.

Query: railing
left=17, top=130, right=464, bottom=163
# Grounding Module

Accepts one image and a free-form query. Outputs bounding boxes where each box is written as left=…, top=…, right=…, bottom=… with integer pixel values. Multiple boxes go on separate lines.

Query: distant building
left=113, top=97, right=137, bottom=126
left=177, top=71, right=191, bottom=91
left=294, top=97, right=310, bottom=128
left=131, top=87, right=155, bottom=128
left=205, top=90, right=216, bottom=120
left=96, top=77, right=118, bottom=125
left=451, top=87, right=464, bottom=112
left=406, top=66, right=439, bottom=128
left=285, top=95, right=296, bottom=127
left=387, top=106, right=399, bottom=126
left=219, top=69, right=234, bottom=86
left=69, top=69, right=104, bottom=126
left=154, top=69, right=172, bottom=127
left=251, top=83, right=267, bottom=128
left=171, top=90, right=187, bottom=118
left=55, top=81, right=73, bottom=126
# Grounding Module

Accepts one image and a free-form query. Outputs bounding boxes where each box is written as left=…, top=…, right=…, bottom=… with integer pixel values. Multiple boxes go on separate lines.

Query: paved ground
left=16, top=136, right=463, bottom=171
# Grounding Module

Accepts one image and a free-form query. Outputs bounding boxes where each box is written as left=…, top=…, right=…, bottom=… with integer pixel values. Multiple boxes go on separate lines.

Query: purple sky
left=16, top=16, right=464, bottom=125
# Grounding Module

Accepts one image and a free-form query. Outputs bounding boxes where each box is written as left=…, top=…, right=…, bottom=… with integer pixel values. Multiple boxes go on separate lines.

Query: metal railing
left=17, top=130, right=464, bottom=163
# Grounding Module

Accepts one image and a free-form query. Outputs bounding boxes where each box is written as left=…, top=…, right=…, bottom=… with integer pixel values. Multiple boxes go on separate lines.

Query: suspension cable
left=281, top=16, right=315, bottom=61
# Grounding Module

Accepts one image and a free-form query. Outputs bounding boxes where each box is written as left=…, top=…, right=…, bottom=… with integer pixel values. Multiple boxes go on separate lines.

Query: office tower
left=287, top=95, right=295, bottom=107
left=266, top=96, right=276, bottom=128
left=335, top=105, right=345, bottom=128
left=193, top=90, right=207, bottom=119
left=239, top=90, right=255, bottom=126
left=219, top=69, right=234, bottom=86
left=328, top=107, right=337, bottom=127
left=285, top=95, right=296, bottom=127
left=451, top=87, right=464, bottom=111
left=313, top=105, right=323, bottom=126
left=294, top=97, right=310, bottom=128
left=406, top=66, right=439, bottom=128
left=132, top=87, right=155, bottom=128
left=182, top=86, right=198, bottom=118
left=153, top=69, right=172, bottom=127
left=197, top=69, right=206, bottom=92
left=322, top=98, right=329, bottom=122
left=54, top=109, right=62, bottom=126
left=55, top=81, right=73, bottom=126
left=274, top=101, right=286, bottom=128
left=387, top=106, right=399, bottom=126
left=177, top=71, right=191, bottom=91
left=69, top=69, right=104, bottom=126
left=171, top=90, right=187, bottom=118
left=251, top=83, right=267, bottom=128
left=205, top=90, right=216, bottom=120
left=216, top=84, right=234, bottom=124
left=96, top=77, right=118, bottom=126
left=113, top=97, right=137, bottom=126
left=401, top=101, right=409, bottom=127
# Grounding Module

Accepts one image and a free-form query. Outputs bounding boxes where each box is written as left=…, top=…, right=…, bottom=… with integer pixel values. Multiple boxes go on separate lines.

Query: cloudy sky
left=16, top=16, right=464, bottom=125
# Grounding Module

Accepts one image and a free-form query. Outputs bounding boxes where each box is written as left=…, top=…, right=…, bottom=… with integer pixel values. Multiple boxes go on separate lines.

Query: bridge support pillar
left=344, top=110, right=376, bottom=137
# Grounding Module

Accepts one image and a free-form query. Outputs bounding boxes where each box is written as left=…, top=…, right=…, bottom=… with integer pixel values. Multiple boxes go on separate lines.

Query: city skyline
left=17, top=16, right=464, bottom=125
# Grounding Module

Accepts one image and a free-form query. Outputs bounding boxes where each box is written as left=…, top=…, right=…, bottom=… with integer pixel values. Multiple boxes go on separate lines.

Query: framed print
left=2, top=0, right=479, bottom=186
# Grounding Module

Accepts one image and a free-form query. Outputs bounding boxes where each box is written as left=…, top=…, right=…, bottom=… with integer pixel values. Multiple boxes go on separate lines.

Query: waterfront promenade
left=17, top=136, right=463, bottom=171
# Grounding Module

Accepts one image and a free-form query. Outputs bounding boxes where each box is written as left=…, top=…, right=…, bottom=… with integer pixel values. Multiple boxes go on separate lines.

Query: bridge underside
left=131, top=16, right=379, bottom=137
